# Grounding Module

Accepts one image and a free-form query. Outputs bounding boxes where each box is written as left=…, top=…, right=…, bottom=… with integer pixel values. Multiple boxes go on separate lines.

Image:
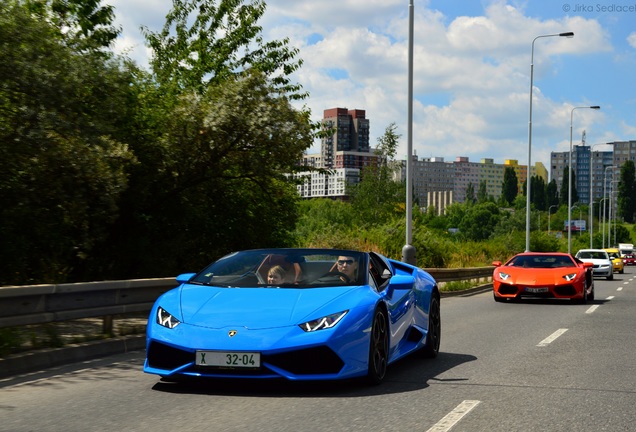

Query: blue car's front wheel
left=420, top=295, right=441, bottom=358
left=367, top=308, right=388, bottom=385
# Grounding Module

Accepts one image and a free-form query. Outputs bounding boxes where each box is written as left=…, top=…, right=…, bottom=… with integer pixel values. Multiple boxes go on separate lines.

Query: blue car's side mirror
left=176, top=273, right=196, bottom=283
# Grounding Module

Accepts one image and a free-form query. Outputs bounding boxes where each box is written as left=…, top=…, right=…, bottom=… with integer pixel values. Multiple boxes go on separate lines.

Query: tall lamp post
left=610, top=179, right=620, bottom=247
left=600, top=198, right=608, bottom=248
left=402, top=0, right=416, bottom=264
left=590, top=200, right=599, bottom=248
left=568, top=105, right=600, bottom=254
left=602, top=166, right=616, bottom=248
left=526, top=32, right=574, bottom=252
left=589, top=143, right=611, bottom=247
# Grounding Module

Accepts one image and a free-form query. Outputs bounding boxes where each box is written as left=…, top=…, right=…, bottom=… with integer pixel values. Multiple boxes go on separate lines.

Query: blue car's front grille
left=147, top=341, right=345, bottom=377
left=265, top=346, right=344, bottom=375
left=147, top=341, right=194, bottom=370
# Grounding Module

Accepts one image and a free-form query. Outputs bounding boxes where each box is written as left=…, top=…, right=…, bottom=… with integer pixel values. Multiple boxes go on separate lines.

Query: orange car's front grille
left=497, top=284, right=578, bottom=297
left=498, top=285, right=518, bottom=295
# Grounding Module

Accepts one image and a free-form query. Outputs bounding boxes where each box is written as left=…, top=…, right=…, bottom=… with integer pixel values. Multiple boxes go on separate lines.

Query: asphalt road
left=1, top=270, right=635, bottom=432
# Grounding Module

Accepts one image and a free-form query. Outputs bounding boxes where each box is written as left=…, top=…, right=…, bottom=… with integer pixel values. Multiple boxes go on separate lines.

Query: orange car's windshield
left=507, top=256, right=575, bottom=269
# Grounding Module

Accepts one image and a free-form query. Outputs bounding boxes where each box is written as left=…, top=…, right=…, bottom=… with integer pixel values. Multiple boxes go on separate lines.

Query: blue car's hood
left=179, top=284, right=360, bottom=329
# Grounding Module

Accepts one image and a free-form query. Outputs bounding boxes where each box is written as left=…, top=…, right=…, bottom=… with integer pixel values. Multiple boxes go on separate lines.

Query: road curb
left=0, top=335, right=145, bottom=379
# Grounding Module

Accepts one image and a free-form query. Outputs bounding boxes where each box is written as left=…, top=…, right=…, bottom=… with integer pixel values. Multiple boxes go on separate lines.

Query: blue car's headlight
left=299, top=311, right=348, bottom=332
left=157, top=307, right=181, bottom=329
left=563, top=273, right=578, bottom=281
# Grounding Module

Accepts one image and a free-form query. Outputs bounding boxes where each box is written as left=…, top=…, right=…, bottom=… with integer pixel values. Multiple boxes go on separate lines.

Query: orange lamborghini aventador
left=492, top=252, right=594, bottom=303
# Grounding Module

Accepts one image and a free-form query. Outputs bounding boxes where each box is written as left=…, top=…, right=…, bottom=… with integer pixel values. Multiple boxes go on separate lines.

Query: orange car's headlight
left=497, top=271, right=511, bottom=281
left=562, top=273, right=578, bottom=281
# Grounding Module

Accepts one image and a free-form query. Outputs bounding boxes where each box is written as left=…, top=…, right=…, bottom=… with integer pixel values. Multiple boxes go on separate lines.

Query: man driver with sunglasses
left=336, top=256, right=358, bottom=282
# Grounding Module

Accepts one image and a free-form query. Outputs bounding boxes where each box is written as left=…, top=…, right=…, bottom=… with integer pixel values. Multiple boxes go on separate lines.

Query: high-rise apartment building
left=550, top=140, right=636, bottom=205
left=321, top=108, right=371, bottom=168
left=293, top=108, right=378, bottom=199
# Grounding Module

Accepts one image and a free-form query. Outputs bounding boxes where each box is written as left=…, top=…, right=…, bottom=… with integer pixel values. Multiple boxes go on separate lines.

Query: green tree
left=477, top=180, right=489, bottom=203
left=143, top=0, right=304, bottom=99
left=617, top=160, right=636, bottom=223
left=349, top=123, right=405, bottom=225
left=560, top=166, right=578, bottom=206
left=502, top=167, right=518, bottom=205
left=444, top=203, right=466, bottom=230
left=458, top=202, right=500, bottom=241
left=465, top=182, right=476, bottom=205
left=546, top=179, right=559, bottom=209
left=103, top=71, right=313, bottom=278
left=0, top=1, right=137, bottom=284
left=90, top=0, right=315, bottom=279
left=25, top=0, right=119, bottom=53
left=531, top=175, right=547, bottom=211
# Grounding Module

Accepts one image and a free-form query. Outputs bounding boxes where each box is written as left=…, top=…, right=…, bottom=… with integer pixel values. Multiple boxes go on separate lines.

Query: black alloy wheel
left=367, top=308, right=389, bottom=385
left=420, top=295, right=441, bottom=358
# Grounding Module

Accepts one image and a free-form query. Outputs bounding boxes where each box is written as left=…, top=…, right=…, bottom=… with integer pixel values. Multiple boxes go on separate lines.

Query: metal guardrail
left=0, top=267, right=494, bottom=330
left=0, top=278, right=177, bottom=330
left=425, top=266, right=494, bottom=283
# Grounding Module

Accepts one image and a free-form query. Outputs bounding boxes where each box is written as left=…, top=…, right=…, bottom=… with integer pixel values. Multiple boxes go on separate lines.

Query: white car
left=575, top=249, right=614, bottom=280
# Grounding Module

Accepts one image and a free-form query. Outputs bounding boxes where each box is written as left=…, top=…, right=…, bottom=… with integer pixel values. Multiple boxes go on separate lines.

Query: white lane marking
left=426, top=400, right=481, bottom=432
left=617, top=287, right=623, bottom=291
left=606, top=296, right=615, bottom=300
left=537, top=328, right=568, bottom=347
left=623, top=281, right=629, bottom=285
left=586, top=305, right=599, bottom=314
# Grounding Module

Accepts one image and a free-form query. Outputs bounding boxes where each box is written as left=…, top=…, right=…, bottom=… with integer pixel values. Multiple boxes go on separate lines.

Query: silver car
left=575, top=249, right=614, bottom=280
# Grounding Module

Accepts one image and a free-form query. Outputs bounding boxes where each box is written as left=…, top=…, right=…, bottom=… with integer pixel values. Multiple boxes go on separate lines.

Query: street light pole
left=589, top=142, right=609, bottom=248
left=600, top=197, right=608, bottom=248
left=568, top=105, right=600, bottom=254
left=610, top=178, right=620, bottom=247
left=526, top=32, right=574, bottom=252
left=602, top=166, right=615, bottom=248
left=402, top=0, right=416, bottom=264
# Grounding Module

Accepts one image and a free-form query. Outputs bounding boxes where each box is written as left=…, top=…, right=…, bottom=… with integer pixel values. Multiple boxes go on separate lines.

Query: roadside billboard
left=564, top=220, right=586, bottom=232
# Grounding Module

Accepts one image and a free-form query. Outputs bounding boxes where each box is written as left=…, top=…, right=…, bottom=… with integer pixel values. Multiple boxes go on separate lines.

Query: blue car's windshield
left=190, top=249, right=366, bottom=288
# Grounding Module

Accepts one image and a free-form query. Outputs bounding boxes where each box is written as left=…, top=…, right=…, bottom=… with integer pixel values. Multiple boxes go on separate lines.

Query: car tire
left=493, top=292, right=505, bottom=302
left=588, top=283, right=595, bottom=301
left=620, top=269, right=624, bottom=274
left=420, top=295, right=441, bottom=358
left=367, top=308, right=389, bottom=385
left=580, top=281, right=588, bottom=304
left=607, top=273, right=614, bottom=281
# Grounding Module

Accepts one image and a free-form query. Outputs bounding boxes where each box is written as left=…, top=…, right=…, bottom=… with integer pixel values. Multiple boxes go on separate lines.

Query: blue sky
left=106, top=0, right=636, bottom=170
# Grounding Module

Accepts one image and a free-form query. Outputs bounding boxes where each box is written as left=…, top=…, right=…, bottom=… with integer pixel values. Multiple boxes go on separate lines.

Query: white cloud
left=105, top=0, right=626, bottom=166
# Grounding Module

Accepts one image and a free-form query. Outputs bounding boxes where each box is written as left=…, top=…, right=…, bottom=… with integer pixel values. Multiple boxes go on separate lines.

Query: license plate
left=525, top=287, right=548, bottom=293
left=196, top=351, right=260, bottom=368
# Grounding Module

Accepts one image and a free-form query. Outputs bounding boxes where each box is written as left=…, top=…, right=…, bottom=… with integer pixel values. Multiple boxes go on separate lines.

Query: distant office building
left=398, top=156, right=541, bottom=208
left=410, top=156, right=455, bottom=207
left=612, top=140, right=636, bottom=165
left=293, top=167, right=361, bottom=199
left=550, top=140, right=636, bottom=205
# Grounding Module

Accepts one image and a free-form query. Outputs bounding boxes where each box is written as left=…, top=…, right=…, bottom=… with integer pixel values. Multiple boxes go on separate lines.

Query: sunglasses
left=337, top=259, right=354, bottom=265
